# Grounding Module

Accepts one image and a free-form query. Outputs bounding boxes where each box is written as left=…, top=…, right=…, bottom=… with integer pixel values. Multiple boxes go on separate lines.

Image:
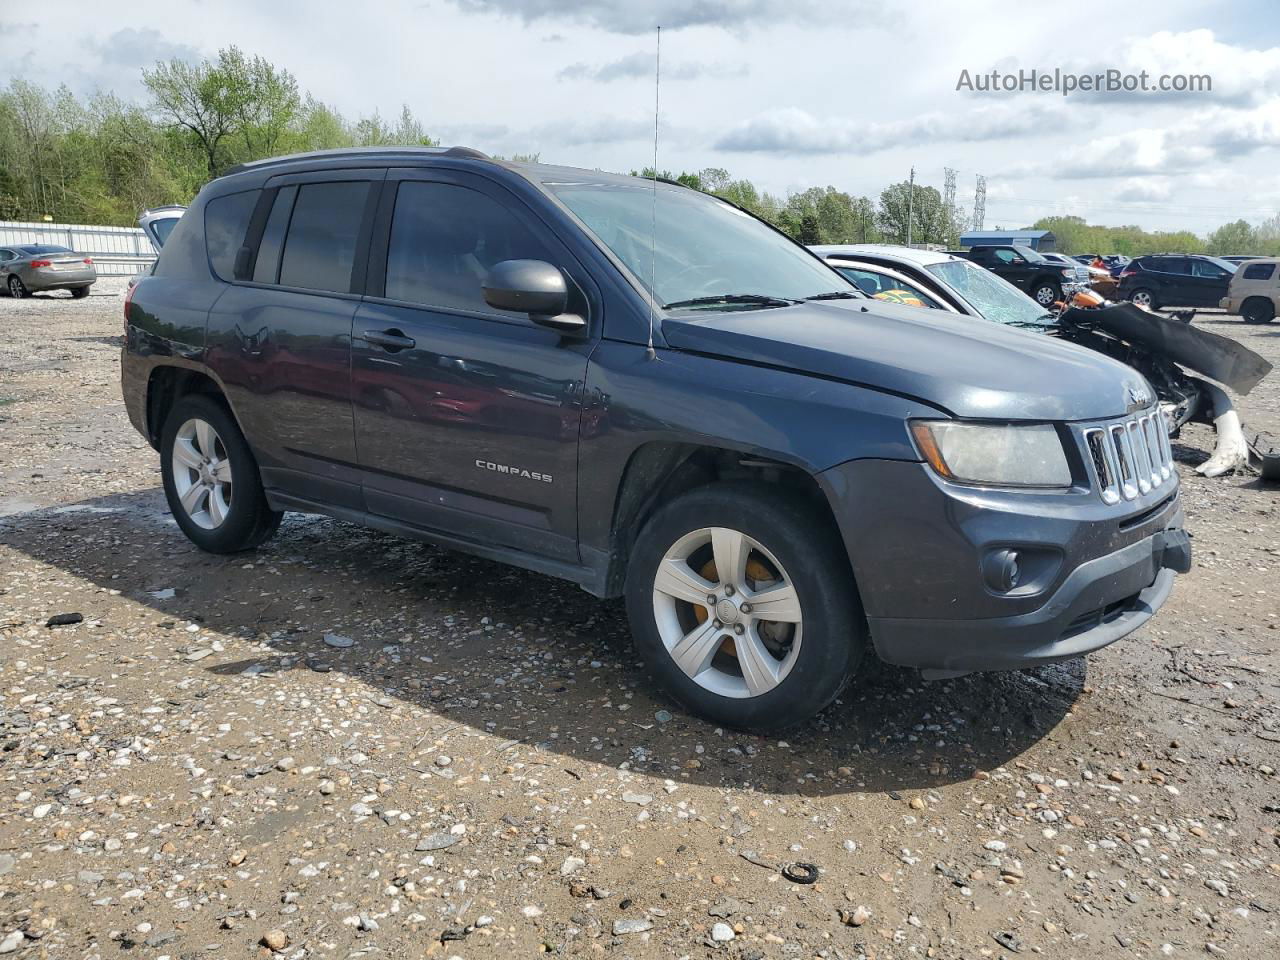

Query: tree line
left=1, top=47, right=1276, bottom=258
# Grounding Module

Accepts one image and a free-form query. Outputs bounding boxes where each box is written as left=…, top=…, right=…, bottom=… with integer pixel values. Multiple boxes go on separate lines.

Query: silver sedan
left=0, top=244, right=97, bottom=298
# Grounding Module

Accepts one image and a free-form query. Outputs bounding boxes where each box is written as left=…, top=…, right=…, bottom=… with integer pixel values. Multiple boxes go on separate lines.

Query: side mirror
left=483, top=259, right=585, bottom=335
left=481, top=257, right=561, bottom=309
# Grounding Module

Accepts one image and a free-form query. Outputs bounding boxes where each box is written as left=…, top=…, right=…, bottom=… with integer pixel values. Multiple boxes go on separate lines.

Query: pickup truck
left=952, top=244, right=1089, bottom=307
left=120, top=148, right=1189, bottom=730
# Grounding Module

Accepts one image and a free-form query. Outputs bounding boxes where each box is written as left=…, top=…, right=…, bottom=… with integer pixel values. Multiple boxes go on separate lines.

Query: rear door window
left=204, top=190, right=259, bottom=281
left=1242, top=262, right=1276, bottom=281
left=278, top=181, right=371, bottom=293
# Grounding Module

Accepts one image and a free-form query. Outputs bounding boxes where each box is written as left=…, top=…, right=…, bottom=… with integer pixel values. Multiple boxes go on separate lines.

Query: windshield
left=545, top=180, right=856, bottom=308
left=926, top=259, right=1052, bottom=327
left=1011, top=244, right=1047, bottom=263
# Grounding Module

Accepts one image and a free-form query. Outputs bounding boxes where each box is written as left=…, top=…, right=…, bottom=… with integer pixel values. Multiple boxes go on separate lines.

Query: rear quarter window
left=204, top=190, right=260, bottom=281
left=1242, top=262, right=1276, bottom=281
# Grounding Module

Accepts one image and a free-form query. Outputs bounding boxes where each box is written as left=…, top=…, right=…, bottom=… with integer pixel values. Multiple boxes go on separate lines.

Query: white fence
left=0, top=220, right=156, bottom=277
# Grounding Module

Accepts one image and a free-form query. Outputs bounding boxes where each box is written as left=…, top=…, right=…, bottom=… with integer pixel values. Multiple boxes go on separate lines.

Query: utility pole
left=905, top=166, right=915, bottom=246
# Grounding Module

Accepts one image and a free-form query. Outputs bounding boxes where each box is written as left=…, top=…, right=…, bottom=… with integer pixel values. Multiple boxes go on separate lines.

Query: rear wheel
left=70, top=286, right=90, bottom=299
left=160, top=394, right=281, bottom=553
left=625, top=483, right=865, bottom=731
left=1242, top=298, right=1275, bottom=324
left=7, top=276, right=27, bottom=299
left=1129, top=287, right=1158, bottom=310
left=1032, top=280, right=1062, bottom=306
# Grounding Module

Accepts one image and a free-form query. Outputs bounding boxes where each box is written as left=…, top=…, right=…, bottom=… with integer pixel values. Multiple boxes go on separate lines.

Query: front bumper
left=1219, top=296, right=1237, bottom=313
left=870, top=522, right=1187, bottom=675
left=818, top=458, right=1188, bottom=675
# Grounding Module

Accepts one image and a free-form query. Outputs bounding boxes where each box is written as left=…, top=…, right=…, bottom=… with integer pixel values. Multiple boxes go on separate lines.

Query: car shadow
left=0, top=488, right=1081, bottom=797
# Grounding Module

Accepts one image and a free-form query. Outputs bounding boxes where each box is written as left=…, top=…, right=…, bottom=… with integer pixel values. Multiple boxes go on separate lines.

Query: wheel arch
left=599, top=441, right=853, bottom=600
left=145, top=364, right=235, bottom=447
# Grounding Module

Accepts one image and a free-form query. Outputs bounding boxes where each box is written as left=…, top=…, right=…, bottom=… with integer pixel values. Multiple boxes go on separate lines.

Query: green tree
left=1206, top=219, right=1257, bottom=255
left=878, top=181, right=947, bottom=245
left=144, top=48, right=250, bottom=177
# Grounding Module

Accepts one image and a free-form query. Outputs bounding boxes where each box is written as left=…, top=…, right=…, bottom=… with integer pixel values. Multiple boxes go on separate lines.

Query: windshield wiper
left=662, top=294, right=799, bottom=310
left=805, top=290, right=862, bottom=301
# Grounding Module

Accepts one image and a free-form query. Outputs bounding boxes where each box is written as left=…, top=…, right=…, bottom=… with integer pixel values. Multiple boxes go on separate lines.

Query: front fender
left=577, top=341, right=940, bottom=553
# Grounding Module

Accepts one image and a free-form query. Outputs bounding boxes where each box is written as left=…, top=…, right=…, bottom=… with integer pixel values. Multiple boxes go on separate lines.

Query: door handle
left=363, top=329, right=416, bottom=351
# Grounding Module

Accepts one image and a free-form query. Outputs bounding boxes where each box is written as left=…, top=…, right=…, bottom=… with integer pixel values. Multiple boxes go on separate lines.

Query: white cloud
left=448, top=0, right=890, bottom=34
left=714, top=103, right=1075, bottom=155
left=1087, top=29, right=1280, bottom=106
left=1053, top=99, right=1280, bottom=178
left=558, top=52, right=746, bottom=82
left=1113, top=179, right=1173, bottom=202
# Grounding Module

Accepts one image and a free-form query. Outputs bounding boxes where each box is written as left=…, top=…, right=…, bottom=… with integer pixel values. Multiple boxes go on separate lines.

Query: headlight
left=910, top=421, right=1072, bottom=488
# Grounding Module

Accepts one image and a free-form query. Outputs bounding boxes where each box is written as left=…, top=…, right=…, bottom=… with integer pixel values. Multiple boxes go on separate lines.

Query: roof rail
left=223, top=145, right=490, bottom=177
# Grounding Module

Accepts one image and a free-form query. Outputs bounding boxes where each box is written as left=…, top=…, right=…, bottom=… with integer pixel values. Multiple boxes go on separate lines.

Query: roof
left=221, top=146, right=693, bottom=196
left=960, top=229, right=1052, bottom=241
left=224, top=145, right=488, bottom=175
left=809, top=243, right=962, bottom=267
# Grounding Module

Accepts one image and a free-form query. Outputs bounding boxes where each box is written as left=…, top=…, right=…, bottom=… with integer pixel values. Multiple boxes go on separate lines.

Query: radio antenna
left=646, top=25, right=661, bottom=361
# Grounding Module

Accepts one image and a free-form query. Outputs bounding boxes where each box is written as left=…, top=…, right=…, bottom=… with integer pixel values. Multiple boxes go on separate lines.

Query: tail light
left=29, top=259, right=51, bottom=268
left=1120, top=269, right=1137, bottom=278
left=83, top=257, right=93, bottom=265
left=123, top=281, right=136, bottom=330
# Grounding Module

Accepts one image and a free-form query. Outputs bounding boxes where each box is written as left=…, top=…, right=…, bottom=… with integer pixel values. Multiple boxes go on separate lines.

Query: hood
left=661, top=299, right=1150, bottom=421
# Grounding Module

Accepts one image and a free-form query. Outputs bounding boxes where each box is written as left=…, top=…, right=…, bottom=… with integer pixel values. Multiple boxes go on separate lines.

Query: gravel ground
left=1, top=278, right=1278, bottom=959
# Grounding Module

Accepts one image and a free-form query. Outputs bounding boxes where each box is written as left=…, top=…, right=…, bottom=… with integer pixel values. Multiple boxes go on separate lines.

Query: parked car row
left=946, top=244, right=1276, bottom=324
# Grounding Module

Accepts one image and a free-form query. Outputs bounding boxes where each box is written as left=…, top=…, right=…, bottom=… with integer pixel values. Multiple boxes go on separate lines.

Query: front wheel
left=160, top=393, right=282, bottom=553
left=7, top=275, right=28, bottom=299
left=625, top=483, right=865, bottom=731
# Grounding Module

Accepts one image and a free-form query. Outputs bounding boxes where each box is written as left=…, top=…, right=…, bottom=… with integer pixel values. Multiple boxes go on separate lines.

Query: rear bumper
left=868, top=523, right=1188, bottom=674
left=1220, top=296, right=1236, bottom=312
left=27, top=269, right=96, bottom=290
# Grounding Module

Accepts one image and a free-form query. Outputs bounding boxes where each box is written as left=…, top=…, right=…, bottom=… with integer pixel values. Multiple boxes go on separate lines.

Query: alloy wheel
left=1131, top=290, right=1153, bottom=308
left=8, top=276, right=26, bottom=299
left=171, top=418, right=233, bottom=530
left=651, top=526, right=803, bottom=699
left=1034, top=285, right=1057, bottom=306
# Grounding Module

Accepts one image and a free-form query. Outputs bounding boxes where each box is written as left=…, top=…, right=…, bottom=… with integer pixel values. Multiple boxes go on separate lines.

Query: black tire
left=1241, top=298, right=1275, bottom=324
left=160, top=393, right=282, bottom=553
left=70, top=286, right=90, bottom=299
left=1032, top=279, right=1062, bottom=307
left=624, top=482, right=866, bottom=731
left=1128, top=287, right=1159, bottom=311
left=7, top=275, right=28, bottom=299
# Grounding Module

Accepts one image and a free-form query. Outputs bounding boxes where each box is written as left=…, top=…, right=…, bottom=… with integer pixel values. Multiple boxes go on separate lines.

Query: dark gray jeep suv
left=121, top=146, right=1190, bottom=730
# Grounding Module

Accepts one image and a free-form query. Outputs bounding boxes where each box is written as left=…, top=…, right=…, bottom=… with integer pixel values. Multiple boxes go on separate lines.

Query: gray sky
left=6, top=0, right=1280, bottom=233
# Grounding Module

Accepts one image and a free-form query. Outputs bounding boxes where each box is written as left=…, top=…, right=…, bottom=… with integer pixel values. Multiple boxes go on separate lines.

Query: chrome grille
left=1083, top=409, right=1173, bottom=504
